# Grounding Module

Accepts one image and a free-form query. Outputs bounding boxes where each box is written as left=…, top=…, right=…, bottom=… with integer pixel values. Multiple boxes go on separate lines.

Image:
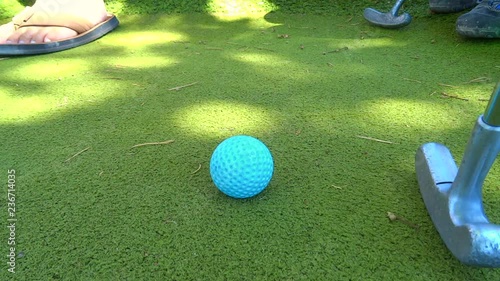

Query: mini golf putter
left=363, top=0, right=411, bottom=29
left=416, top=83, right=500, bottom=267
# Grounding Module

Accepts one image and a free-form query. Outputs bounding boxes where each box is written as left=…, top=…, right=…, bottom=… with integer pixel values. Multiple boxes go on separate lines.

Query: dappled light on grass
left=0, top=52, right=177, bottom=124
left=232, top=51, right=287, bottom=67
left=0, top=82, right=122, bottom=124
left=355, top=37, right=406, bottom=49
left=103, top=30, right=187, bottom=49
left=210, top=13, right=276, bottom=28
left=0, top=92, right=48, bottom=124
left=3, top=59, right=91, bottom=81
left=206, top=0, right=274, bottom=15
left=229, top=46, right=375, bottom=82
left=116, top=55, right=178, bottom=68
left=174, top=101, right=277, bottom=138
left=0, top=58, right=141, bottom=124
left=360, top=98, right=483, bottom=130
left=0, top=59, right=93, bottom=124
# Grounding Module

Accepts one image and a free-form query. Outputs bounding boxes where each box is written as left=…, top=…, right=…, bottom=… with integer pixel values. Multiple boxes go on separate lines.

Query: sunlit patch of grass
left=360, top=97, right=483, bottom=130
left=0, top=81, right=126, bottom=124
left=0, top=0, right=24, bottom=19
left=206, top=0, right=276, bottom=15
left=3, top=59, right=91, bottom=81
left=103, top=30, right=188, bottom=49
left=113, top=55, right=178, bottom=68
left=173, top=100, right=278, bottom=138
left=0, top=91, right=50, bottom=123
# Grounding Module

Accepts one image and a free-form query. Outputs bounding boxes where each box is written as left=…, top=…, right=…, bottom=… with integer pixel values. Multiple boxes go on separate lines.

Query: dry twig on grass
left=465, top=77, right=491, bottom=84
left=164, top=219, right=178, bottom=225
left=323, top=46, right=348, bottom=55
left=191, top=164, right=202, bottom=175
left=441, top=92, right=468, bottom=101
left=356, top=135, right=396, bottom=144
left=168, top=82, right=199, bottom=91
left=387, top=212, right=419, bottom=230
left=438, top=83, right=458, bottom=88
left=130, top=140, right=174, bottom=149
left=331, top=184, right=343, bottom=190
left=64, top=147, right=90, bottom=162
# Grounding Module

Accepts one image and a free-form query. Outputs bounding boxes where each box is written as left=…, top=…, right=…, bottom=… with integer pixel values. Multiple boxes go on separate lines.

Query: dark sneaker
left=456, top=0, right=500, bottom=38
left=430, top=0, right=478, bottom=13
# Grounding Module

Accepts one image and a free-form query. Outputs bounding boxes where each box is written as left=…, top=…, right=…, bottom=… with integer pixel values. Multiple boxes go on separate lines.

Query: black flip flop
left=0, top=13, right=119, bottom=56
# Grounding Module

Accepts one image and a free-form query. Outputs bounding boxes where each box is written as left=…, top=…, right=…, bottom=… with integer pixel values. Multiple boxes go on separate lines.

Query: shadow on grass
left=0, top=10, right=499, bottom=280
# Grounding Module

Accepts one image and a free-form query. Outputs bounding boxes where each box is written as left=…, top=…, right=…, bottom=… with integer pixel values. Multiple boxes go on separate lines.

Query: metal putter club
left=363, top=0, right=412, bottom=29
left=416, top=83, right=500, bottom=267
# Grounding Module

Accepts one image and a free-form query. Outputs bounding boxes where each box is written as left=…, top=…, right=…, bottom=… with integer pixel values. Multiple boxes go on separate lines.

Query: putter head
left=363, top=8, right=411, bottom=29
left=416, top=129, right=500, bottom=267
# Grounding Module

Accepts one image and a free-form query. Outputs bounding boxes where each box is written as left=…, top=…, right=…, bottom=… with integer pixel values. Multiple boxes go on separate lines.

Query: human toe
left=0, top=22, right=15, bottom=43
left=16, top=27, right=40, bottom=44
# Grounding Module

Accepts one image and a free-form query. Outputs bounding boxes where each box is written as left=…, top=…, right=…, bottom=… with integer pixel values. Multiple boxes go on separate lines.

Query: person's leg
left=0, top=0, right=108, bottom=44
left=429, top=0, right=478, bottom=13
left=456, top=0, right=500, bottom=38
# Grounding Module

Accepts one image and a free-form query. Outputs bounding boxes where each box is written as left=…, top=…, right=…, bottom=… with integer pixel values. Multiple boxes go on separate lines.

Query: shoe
left=456, top=0, right=500, bottom=38
left=429, top=0, right=478, bottom=13
left=0, top=6, right=119, bottom=56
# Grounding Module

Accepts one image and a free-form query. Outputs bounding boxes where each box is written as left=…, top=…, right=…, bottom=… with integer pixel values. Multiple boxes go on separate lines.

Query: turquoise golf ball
left=210, top=135, right=274, bottom=199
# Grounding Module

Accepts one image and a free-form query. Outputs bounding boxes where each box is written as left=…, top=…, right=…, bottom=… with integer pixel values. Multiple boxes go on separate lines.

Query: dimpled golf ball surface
left=210, top=135, right=274, bottom=199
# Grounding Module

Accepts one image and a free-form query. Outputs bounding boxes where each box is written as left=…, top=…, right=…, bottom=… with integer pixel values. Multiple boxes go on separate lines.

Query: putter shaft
left=483, top=83, right=500, bottom=126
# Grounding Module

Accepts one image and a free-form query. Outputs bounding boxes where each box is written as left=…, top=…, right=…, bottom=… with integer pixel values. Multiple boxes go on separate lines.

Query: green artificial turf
left=1, top=0, right=500, bottom=280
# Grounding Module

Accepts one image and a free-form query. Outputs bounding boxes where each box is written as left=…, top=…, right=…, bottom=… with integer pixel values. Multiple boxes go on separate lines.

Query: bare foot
left=0, top=0, right=108, bottom=44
